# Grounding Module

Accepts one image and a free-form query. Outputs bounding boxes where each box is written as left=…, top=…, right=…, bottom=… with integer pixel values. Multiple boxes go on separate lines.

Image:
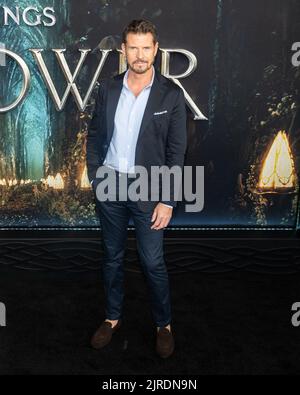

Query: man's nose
left=137, top=48, right=144, bottom=58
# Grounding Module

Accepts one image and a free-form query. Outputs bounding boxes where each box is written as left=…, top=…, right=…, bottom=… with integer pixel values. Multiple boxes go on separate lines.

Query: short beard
left=128, top=61, right=153, bottom=74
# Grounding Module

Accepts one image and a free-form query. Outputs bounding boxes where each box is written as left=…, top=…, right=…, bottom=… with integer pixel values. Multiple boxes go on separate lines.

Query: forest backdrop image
left=0, top=0, right=299, bottom=228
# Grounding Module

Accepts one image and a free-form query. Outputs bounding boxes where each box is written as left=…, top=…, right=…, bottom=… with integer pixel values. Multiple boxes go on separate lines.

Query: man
left=86, top=19, right=187, bottom=358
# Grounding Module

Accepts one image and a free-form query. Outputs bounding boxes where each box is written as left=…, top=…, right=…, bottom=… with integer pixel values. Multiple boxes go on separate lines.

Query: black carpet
left=0, top=265, right=300, bottom=375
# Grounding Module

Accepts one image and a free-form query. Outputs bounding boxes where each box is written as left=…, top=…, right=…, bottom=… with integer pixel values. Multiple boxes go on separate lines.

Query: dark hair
left=122, top=19, right=158, bottom=44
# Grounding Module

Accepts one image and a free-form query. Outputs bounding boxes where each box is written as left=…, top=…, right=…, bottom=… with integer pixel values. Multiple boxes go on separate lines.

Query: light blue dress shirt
left=103, top=66, right=155, bottom=174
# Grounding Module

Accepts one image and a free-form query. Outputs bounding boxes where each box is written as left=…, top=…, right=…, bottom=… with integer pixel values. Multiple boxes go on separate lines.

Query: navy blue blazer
left=86, top=68, right=187, bottom=212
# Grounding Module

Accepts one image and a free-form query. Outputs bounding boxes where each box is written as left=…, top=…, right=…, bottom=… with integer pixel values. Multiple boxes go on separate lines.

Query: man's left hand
left=151, top=203, right=173, bottom=230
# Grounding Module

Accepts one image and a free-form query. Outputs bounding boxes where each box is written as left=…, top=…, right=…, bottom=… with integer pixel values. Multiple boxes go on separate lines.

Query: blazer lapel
left=106, top=73, right=124, bottom=143
left=106, top=69, right=165, bottom=144
left=136, top=71, right=165, bottom=143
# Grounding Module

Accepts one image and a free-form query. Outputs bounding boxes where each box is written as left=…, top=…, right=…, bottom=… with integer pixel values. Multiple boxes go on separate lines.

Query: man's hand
left=151, top=203, right=173, bottom=230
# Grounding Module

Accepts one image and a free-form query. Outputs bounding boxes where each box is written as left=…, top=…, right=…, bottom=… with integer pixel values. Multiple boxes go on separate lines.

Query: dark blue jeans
left=93, top=170, right=172, bottom=327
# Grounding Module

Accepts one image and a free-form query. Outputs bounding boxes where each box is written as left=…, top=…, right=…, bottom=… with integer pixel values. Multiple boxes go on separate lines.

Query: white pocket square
left=153, top=110, right=168, bottom=116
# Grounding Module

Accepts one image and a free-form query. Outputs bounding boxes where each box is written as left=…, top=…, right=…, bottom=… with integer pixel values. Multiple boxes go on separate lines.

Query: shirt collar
left=123, top=65, right=155, bottom=90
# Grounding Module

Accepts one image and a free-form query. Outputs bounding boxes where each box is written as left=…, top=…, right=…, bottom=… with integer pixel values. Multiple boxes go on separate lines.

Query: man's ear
left=121, top=42, right=126, bottom=56
left=154, top=41, right=159, bottom=56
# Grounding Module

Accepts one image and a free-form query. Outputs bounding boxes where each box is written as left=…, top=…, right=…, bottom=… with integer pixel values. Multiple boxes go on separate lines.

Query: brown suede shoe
left=90, top=320, right=121, bottom=349
left=156, top=327, right=175, bottom=358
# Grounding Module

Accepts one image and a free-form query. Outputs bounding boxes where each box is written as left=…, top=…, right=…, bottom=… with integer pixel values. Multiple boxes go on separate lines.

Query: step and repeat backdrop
left=0, top=0, right=299, bottom=228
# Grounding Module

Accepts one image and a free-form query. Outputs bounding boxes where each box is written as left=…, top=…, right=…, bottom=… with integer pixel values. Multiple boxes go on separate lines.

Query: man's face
left=122, top=32, right=158, bottom=75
